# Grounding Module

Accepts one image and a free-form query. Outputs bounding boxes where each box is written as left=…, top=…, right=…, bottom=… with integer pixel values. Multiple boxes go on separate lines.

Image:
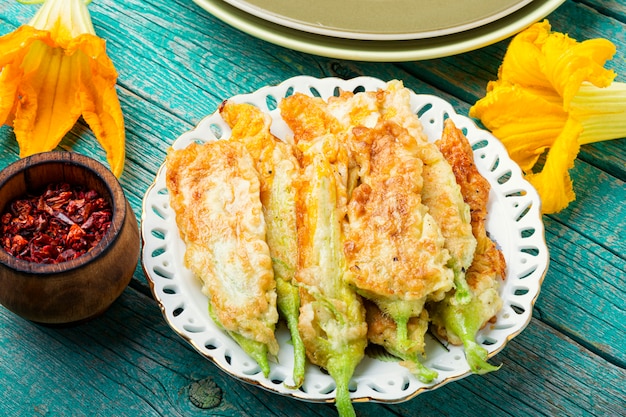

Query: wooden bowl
left=0, top=152, right=140, bottom=325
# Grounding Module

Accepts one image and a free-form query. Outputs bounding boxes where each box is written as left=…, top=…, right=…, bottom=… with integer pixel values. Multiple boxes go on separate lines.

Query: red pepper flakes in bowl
left=0, top=152, right=139, bottom=325
left=1, top=182, right=113, bottom=264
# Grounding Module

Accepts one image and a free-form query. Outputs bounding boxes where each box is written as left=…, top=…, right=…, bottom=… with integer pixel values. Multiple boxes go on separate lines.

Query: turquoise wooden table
left=1, top=0, right=625, bottom=416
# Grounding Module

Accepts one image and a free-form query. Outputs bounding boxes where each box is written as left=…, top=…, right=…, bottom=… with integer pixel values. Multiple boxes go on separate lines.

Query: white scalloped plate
left=141, top=76, right=549, bottom=405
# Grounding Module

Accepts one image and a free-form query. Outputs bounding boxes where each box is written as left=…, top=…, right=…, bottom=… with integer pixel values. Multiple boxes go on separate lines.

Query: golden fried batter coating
left=280, top=92, right=344, bottom=142
left=437, top=119, right=507, bottom=286
left=220, top=101, right=306, bottom=386
left=165, top=80, right=507, bottom=393
left=344, top=121, right=453, bottom=301
left=166, top=141, right=279, bottom=354
left=378, top=81, right=477, bottom=276
left=327, top=89, right=381, bottom=131
left=219, top=101, right=300, bottom=284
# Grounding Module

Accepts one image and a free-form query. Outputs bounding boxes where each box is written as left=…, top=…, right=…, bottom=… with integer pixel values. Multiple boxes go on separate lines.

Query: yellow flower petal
left=541, top=33, right=616, bottom=109
left=78, top=62, right=126, bottom=177
left=499, top=20, right=616, bottom=109
left=13, top=37, right=83, bottom=157
left=470, top=20, right=626, bottom=214
left=470, top=81, right=568, bottom=172
left=525, top=118, right=583, bottom=214
left=0, top=0, right=126, bottom=177
left=67, top=34, right=125, bottom=177
left=0, top=26, right=42, bottom=126
left=497, top=20, right=554, bottom=91
left=0, top=64, right=20, bottom=126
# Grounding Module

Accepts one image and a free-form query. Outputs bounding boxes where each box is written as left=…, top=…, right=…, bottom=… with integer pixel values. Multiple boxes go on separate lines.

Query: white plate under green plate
left=141, top=76, right=549, bottom=405
left=193, top=0, right=566, bottom=61
left=222, top=0, right=532, bottom=40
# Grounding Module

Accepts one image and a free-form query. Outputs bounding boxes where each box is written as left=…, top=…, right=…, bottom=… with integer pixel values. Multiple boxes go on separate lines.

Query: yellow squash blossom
left=470, top=20, right=626, bottom=214
left=0, top=0, right=125, bottom=177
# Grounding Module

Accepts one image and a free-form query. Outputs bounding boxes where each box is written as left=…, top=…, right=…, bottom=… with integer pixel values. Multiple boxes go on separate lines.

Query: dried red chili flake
left=0, top=182, right=113, bottom=264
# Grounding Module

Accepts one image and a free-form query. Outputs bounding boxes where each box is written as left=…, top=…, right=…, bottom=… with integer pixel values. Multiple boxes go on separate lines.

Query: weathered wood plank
left=2, top=288, right=624, bottom=416
left=578, top=140, right=626, bottom=182
left=539, top=218, right=626, bottom=367
left=581, top=0, right=626, bottom=22
left=533, top=162, right=626, bottom=367
left=1, top=1, right=624, bottom=416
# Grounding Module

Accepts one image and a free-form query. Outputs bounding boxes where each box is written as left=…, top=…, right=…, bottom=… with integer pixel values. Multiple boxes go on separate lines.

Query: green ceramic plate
left=222, top=0, right=532, bottom=40
left=193, top=0, right=565, bottom=61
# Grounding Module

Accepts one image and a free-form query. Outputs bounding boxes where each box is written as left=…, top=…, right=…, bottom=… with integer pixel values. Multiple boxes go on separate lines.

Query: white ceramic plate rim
left=222, top=0, right=532, bottom=41
left=141, top=76, right=549, bottom=404
left=192, top=0, right=566, bottom=61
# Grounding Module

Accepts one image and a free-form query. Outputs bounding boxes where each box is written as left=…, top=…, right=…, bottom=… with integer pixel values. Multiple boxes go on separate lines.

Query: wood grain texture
left=2, top=288, right=624, bottom=417
left=1, top=0, right=625, bottom=415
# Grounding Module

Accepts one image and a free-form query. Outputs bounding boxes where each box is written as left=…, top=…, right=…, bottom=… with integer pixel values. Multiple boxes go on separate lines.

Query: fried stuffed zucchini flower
left=166, top=141, right=280, bottom=377
left=429, top=120, right=506, bottom=375
left=220, top=101, right=306, bottom=389
left=470, top=20, right=626, bottom=214
left=0, top=0, right=125, bottom=176
left=281, top=92, right=368, bottom=417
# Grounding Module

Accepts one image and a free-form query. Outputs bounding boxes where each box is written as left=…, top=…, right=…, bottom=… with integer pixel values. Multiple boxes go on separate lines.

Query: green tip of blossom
left=412, top=361, right=438, bottom=384
left=453, top=270, right=473, bottom=305
left=464, top=340, right=501, bottom=375
left=394, top=316, right=414, bottom=350
left=275, top=278, right=306, bottom=389
left=400, top=354, right=438, bottom=383
left=229, top=332, right=272, bottom=377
